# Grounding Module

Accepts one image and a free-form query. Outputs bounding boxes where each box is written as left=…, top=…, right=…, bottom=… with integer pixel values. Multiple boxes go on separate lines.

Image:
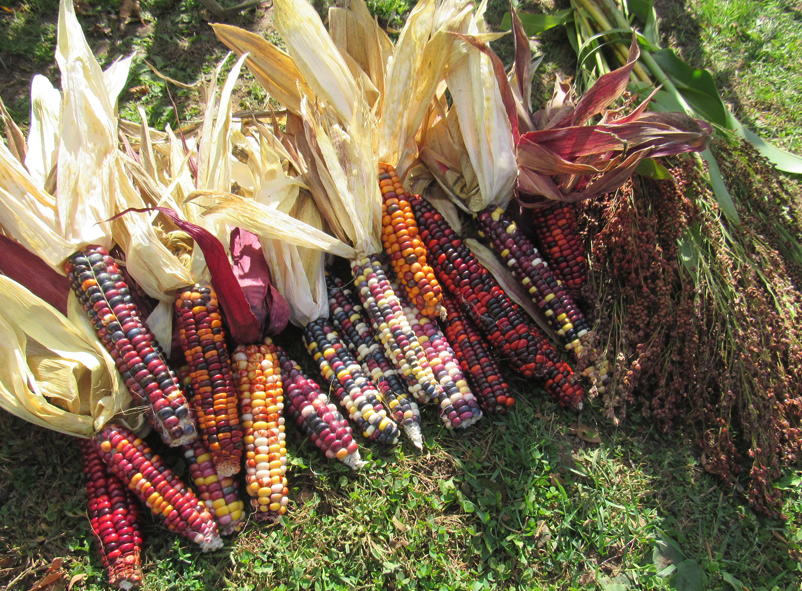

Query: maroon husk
left=0, top=235, right=70, bottom=314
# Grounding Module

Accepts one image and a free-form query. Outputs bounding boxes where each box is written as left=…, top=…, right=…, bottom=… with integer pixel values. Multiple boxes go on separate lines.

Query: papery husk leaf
left=212, top=24, right=310, bottom=116
left=445, top=13, right=517, bottom=212
left=0, top=141, right=74, bottom=273
left=300, top=97, right=381, bottom=256
left=0, top=234, right=70, bottom=315
left=0, top=97, right=27, bottom=167
left=0, top=276, right=131, bottom=438
left=25, top=75, right=62, bottom=188
left=273, top=0, right=358, bottom=124
left=464, top=238, right=557, bottom=341
left=423, top=182, right=465, bottom=234
left=145, top=299, right=176, bottom=359
left=102, top=54, right=134, bottom=115
left=198, top=192, right=356, bottom=259
left=55, top=0, right=119, bottom=251
left=329, top=0, right=386, bottom=110
left=137, top=106, right=159, bottom=181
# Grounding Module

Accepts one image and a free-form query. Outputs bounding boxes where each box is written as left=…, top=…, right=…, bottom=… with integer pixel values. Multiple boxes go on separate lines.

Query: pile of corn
left=5, top=0, right=783, bottom=586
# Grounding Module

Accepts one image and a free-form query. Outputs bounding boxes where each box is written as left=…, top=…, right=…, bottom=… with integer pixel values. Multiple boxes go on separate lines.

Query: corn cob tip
left=341, top=451, right=366, bottom=471
left=117, top=579, right=139, bottom=591
left=212, top=458, right=241, bottom=479
left=404, top=423, right=424, bottom=450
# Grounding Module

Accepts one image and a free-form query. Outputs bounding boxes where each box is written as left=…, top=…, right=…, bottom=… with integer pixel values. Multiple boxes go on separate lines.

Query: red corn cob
left=275, top=345, right=364, bottom=470
left=531, top=202, right=586, bottom=290
left=176, top=285, right=243, bottom=477
left=326, top=273, right=423, bottom=448
left=65, top=247, right=197, bottom=446
left=476, top=207, right=609, bottom=388
left=93, top=424, right=223, bottom=552
left=231, top=340, right=289, bottom=521
left=441, top=293, right=514, bottom=413
left=411, top=196, right=585, bottom=409
left=79, top=439, right=143, bottom=590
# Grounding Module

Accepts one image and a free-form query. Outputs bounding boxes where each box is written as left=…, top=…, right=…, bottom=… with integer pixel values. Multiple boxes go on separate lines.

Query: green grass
left=2, top=0, right=802, bottom=589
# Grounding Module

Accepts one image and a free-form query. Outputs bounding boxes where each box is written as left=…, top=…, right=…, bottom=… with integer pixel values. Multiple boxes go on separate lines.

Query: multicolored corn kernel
left=350, top=255, right=446, bottom=406
left=231, top=340, right=289, bottom=521
left=531, top=202, right=586, bottom=290
left=379, top=162, right=443, bottom=319
left=176, top=285, right=243, bottom=477
left=65, top=246, right=197, bottom=446
left=303, top=318, right=400, bottom=445
left=440, top=293, right=514, bottom=413
left=326, top=274, right=423, bottom=449
left=275, top=345, right=364, bottom=470
left=397, top=287, right=483, bottom=429
left=79, top=438, right=143, bottom=590
left=411, top=196, right=585, bottom=409
left=93, top=424, right=223, bottom=552
left=476, top=207, right=609, bottom=389
left=181, top=440, right=245, bottom=535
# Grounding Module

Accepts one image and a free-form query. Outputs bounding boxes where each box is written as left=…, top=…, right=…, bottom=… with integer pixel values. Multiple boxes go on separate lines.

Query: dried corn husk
left=0, top=275, right=132, bottom=438
left=25, top=75, right=61, bottom=188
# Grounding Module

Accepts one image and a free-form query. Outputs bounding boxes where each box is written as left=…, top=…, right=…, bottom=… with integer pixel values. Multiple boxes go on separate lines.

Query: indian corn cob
left=379, top=163, right=444, bottom=319
left=182, top=440, right=246, bottom=535
left=326, top=274, right=423, bottom=448
left=530, top=202, right=587, bottom=290
left=177, top=368, right=246, bottom=534
left=231, top=340, right=289, bottom=521
left=350, top=255, right=445, bottom=406
left=440, top=293, right=514, bottom=413
left=79, top=438, right=143, bottom=590
left=93, top=424, right=223, bottom=552
left=396, top=285, right=483, bottom=429
left=302, top=318, right=400, bottom=445
left=411, top=196, right=585, bottom=409
left=65, top=247, right=197, bottom=446
left=176, top=285, right=243, bottom=477
left=476, top=207, right=609, bottom=388
left=276, top=346, right=364, bottom=470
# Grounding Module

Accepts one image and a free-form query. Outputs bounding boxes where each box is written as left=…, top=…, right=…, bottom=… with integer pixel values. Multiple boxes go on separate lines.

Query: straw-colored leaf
left=25, top=75, right=62, bottom=188
left=54, top=0, right=119, bottom=251
left=102, top=54, right=135, bottom=114
left=212, top=24, right=311, bottom=115
left=0, top=276, right=131, bottom=438
left=273, top=0, right=357, bottom=124
left=445, top=12, right=517, bottom=212
left=199, top=191, right=356, bottom=260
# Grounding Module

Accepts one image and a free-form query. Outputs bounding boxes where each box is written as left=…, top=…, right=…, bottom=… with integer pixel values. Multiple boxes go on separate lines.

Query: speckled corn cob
left=411, top=197, right=585, bottom=409
left=181, top=439, right=245, bottom=536
left=175, top=285, right=243, bottom=477
left=476, top=207, right=609, bottom=389
left=65, top=247, right=197, bottom=446
left=397, top=287, right=483, bottom=429
left=94, top=424, right=223, bottom=552
left=531, top=202, right=586, bottom=290
left=326, top=274, right=423, bottom=448
left=276, top=346, right=364, bottom=470
left=231, top=341, right=289, bottom=521
left=350, top=255, right=444, bottom=405
left=303, top=318, right=400, bottom=445
left=79, top=439, right=143, bottom=590
left=441, top=293, right=514, bottom=413
left=379, top=163, right=443, bottom=319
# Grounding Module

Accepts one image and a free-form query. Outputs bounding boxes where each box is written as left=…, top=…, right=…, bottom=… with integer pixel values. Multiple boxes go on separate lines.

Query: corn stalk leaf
left=499, top=8, right=572, bottom=34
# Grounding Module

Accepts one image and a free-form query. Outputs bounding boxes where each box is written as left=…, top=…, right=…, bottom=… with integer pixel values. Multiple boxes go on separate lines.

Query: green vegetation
left=1, top=0, right=802, bottom=589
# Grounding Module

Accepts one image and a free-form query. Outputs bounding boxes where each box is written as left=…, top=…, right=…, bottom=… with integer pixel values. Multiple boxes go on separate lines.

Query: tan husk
left=0, top=276, right=132, bottom=438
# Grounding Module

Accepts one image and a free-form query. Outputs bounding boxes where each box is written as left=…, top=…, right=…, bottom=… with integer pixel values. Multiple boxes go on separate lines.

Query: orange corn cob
left=232, top=340, right=289, bottom=521
left=176, top=285, right=243, bottom=477
left=380, top=163, right=443, bottom=319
